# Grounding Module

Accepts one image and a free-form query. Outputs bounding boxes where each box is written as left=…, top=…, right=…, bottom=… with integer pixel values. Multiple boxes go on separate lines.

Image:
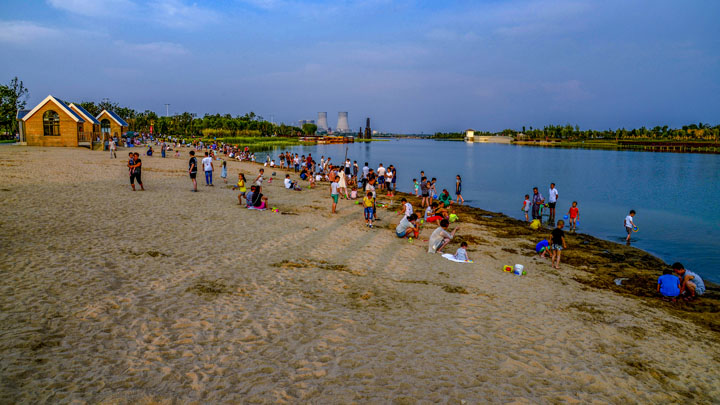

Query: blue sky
left=1, top=0, right=718, bottom=133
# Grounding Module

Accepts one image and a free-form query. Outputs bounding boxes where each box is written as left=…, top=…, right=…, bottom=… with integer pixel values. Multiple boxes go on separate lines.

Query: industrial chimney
left=317, top=112, right=328, bottom=132
left=336, top=112, right=350, bottom=133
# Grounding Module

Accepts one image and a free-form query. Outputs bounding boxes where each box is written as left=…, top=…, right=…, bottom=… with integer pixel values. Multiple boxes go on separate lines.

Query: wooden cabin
left=17, top=95, right=87, bottom=147
left=69, top=103, right=101, bottom=142
left=96, top=110, right=128, bottom=141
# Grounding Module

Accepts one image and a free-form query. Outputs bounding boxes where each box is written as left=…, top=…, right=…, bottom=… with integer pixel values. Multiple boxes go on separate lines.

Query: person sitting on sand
left=535, top=238, right=550, bottom=259
left=425, top=202, right=448, bottom=226
left=428, top=219, right=458, bottom=254
left=398, top=198, right=413, bottom=219
left=396, top=213, right=419, bottom=239
left=454, top=241, right=470, bottom=261
left=438, top=189, right=453, bottom=208
left=250, top=186, right=267, bottom=210
left=245, top=185, right=255, bottom=208
left=657, top=269, right=681, bottom=301
left=673, top=262, right=705, bottom=299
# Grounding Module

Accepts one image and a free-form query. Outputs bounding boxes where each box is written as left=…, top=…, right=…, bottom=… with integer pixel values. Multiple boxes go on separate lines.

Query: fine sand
left=0, top=146, right=718, bottom=404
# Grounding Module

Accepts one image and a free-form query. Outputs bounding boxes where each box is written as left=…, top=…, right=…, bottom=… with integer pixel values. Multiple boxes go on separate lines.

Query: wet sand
left=0, top=146, right=718, bottom=403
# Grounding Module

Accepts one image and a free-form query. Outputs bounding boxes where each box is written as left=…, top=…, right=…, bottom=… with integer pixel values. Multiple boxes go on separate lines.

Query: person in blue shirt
left=535, top=239, right=550, bottom=259
left=673, top=262, right=706, bottom=299
left=657, top=269, right=680, bottom=300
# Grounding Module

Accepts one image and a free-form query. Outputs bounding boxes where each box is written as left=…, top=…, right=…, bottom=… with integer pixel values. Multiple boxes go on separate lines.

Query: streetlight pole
left=165, top=104, right=170, bottom=117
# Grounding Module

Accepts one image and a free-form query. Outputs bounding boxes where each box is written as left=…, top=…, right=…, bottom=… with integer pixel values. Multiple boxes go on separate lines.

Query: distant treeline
left=433, top=124, right=720, bottom=141
left=74, top=102, right=304, bottom=137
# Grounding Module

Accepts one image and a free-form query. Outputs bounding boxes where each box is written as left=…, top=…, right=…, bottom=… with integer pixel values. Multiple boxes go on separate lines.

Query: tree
left=302, top=123, right=317, bottom=135
left=0, top=77, right=29, bottom=136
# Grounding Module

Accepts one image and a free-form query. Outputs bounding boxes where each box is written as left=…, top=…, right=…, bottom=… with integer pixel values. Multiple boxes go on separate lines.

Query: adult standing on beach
left=548, top=183, right=559, bottom=222
left=188, top=150, right=198, bottom=192
left=202, top=152, right=214, bottom=186
left=109, top=138, right=116, bottom=159
left=130, top=152, right=144, bottom=191
left=532, top=187, right=544, bottom=220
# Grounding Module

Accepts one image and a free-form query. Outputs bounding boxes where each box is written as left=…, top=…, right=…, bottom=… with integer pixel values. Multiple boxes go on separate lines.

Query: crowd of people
left=121, top=138, right=709, bottom=300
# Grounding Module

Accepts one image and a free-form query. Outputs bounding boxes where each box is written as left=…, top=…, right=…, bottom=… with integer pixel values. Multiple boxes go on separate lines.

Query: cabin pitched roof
left=21, top=95, right=85, bottom=123
left=69, top=103, right=101, bottom=125
left=17, top=110, right=30, bottom=120
left=97, top=110, right=129, bottom=127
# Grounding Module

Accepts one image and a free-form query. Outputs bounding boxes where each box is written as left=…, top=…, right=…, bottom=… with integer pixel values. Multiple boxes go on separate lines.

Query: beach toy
left=563, top=215, right=569, bottom=220
left=530, top=219, right=541, bottom=230
left=433, top=194, right=438, bottom=199
left=355, top=201, right=360, bottom=204
left=503, top=265, right=513, bottom=272
left=420, top=219, right=424, bottom=224
left=449, top=213, right=458, bottom=223
left=633, top=226, right=639, bottom=232
left=272, top=172, right=276, bottom=176
left=408, top=237, right=413, bottom=243
left=513, top=264, right=526, bottom=276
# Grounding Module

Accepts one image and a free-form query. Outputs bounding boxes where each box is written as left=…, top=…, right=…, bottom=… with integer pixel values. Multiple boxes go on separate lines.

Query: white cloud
left=0, top=20, right=63, bottom=44
left=115, top=40, right=189, bottom=57
left=46, top=0, right=136, bottom=17
left=150, top=0, right=220, bottom=28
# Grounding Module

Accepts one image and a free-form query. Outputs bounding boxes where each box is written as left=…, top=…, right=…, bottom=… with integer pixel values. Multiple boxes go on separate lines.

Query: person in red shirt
left=568, top=201, right=579, bottom=232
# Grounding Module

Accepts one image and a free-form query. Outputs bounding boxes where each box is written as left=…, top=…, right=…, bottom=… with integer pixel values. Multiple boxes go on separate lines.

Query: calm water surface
left=258, top=139, right=720, bottom=282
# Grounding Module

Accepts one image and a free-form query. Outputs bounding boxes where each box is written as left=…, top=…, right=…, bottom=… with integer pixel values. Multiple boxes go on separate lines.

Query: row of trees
left=433, top=123, right=720, bottom=141
left=71, top=102, right=306, bottom=138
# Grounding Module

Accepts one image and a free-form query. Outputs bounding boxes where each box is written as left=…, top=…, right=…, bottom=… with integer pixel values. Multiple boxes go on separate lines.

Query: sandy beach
left=0, top=145, right=718, bottom=403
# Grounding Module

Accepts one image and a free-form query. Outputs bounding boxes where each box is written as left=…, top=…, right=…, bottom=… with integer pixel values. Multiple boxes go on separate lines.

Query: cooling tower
left=317, top=112, right=328, bottom=131
left=336, top=112, right=349, bottom=133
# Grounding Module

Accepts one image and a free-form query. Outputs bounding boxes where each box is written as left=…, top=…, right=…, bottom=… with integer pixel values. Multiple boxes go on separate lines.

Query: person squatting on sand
left=428, top=219, right=458, bottom=254
left=396, top=213, right=419, bottom=239
left=673, top=262, right=705, bottom=299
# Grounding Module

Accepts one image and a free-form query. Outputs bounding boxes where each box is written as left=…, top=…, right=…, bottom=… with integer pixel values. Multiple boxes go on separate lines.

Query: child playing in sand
left=236, top=173, right=247, bottom=204
left=428, top=219, right=458, bottom=254
left=522, top=194, right=531, bottom=222
left=550, top=220, right=567, bottom=269
left=363, top=191, right=375, bottom=228
left=568, top=201, right=579, bottom=232
left=624, top=210, right=636, bottom=244
left=657, top=269, right=680, bottom=301
left=221, top=160, right=228, bottom=184
left=535, top=238, right=550, bottom=259
left=398, top=198, right=413, bottom=219
left=454, top=242, right=470, bottom=261
left=396, top=213, right=419, bottom=239
left=331, top=177, right=339, bottom=214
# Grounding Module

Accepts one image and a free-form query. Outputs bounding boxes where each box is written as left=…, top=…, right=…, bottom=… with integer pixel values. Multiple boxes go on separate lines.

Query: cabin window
left=43, top=110, right=60, bottom=136
left=101, top=119, right=111, bottom=134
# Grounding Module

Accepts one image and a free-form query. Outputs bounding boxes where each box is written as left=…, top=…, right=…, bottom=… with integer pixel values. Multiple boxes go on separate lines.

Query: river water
left=258, top=139, right=720, bottom=283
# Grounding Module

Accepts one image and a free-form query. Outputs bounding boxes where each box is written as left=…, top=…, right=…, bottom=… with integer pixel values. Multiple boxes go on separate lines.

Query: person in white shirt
left=548, top=182, right=559, bottom=221
left=109, top=139, right=116, bottom=159
left=201, top=152, right=214, bottom=186
left=284, top=174, right=297, bottom=190
left=398, top=198, right=413, bottom=219
left=624, top=210, right=636, bottom=244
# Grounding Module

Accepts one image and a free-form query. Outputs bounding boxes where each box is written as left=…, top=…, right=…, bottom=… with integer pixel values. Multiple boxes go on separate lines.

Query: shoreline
left=236, top=155, right=720, bottom=333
